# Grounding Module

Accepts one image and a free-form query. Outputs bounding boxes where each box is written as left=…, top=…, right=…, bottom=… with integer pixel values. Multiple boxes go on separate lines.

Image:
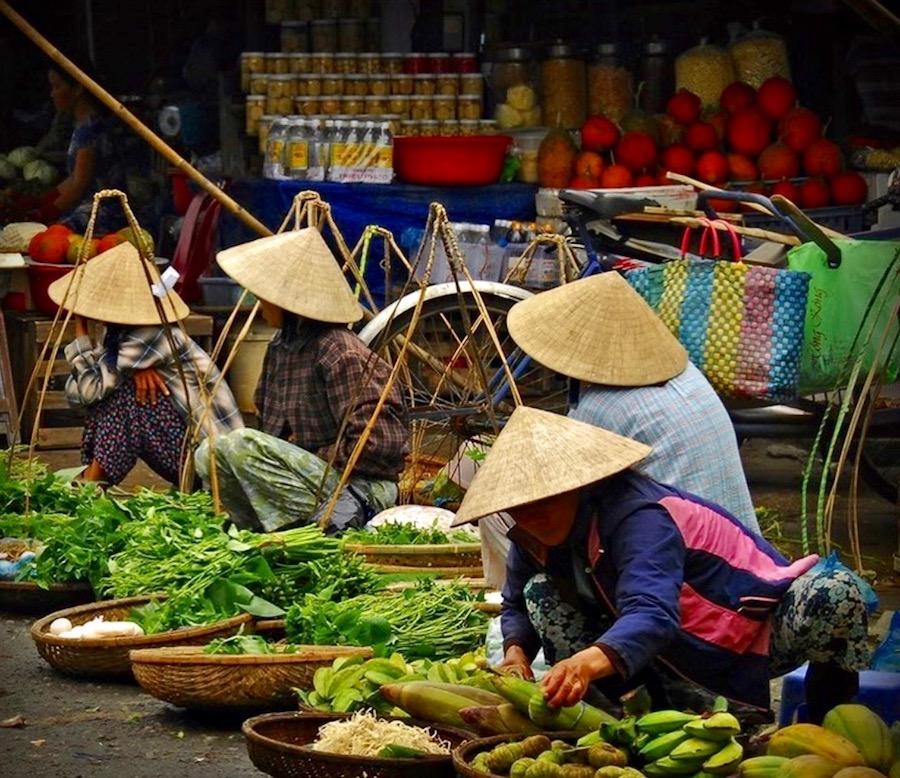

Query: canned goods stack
left=243, top=1, right=485, bottom=147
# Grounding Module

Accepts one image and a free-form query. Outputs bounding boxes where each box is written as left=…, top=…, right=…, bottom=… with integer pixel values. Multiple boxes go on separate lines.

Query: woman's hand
left=540, top=645, right=613, bottom=708
left=497, top=645, right=534, bottom=681
left=133, top=368, right=169, bottom=405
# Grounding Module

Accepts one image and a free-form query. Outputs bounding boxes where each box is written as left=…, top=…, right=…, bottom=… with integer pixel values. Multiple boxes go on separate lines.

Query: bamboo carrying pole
left=0, top=1, right=273, bottom=240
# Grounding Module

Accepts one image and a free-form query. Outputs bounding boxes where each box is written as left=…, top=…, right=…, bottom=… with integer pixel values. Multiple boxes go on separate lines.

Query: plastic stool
left=778, top=663, right=900, bottom=726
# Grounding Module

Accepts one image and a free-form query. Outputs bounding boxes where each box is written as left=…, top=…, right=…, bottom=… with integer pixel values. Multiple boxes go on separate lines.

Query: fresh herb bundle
left=340, top=523, right=478, bottom=546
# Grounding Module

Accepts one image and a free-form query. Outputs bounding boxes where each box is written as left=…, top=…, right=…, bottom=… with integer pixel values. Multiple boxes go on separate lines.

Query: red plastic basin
left=393, top=134, right=512, bottom=187
left=26, top=261, right=71, bottom=315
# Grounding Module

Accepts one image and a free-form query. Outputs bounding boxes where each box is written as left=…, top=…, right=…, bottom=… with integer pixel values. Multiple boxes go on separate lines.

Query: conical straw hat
left=47, top=242, right=189, bottom=325
left=451, top=406, right=651, bottom=526
left=216, top=229, right=362, bottom=324
left=507, top=272, right=688, bottom=386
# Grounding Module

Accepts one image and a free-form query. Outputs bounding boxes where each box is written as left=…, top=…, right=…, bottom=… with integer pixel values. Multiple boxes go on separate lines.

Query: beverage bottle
left=263, top=117, right=290, bottom=179
left=327, top=119, right=348, bottom=182
left=307, top=117, right=325, bottom=182
left=343, top=119, right=361, bottom=182
left=374, top=120, right=394, bottom=184
left=318, top=119, right=335, bottom=181
left=286, top=118, right=310, bottom=180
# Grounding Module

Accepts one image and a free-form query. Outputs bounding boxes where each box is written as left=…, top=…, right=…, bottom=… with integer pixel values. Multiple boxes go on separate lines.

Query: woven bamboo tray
left=30, top=595, right=254, bottom=680
left=452, top=732, right=578, bottom=778
left=0, top=580, right=95, bottom=615
left=243, top=711, right=473, bottom=778
left=129, top=644, right=374, bottom=710
left=344, top=542, right=483, bottom=570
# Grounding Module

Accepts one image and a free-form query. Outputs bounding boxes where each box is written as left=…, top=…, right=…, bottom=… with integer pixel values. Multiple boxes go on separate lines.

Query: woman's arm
left=54, top=145, right=97, bottom=212
left=64, top=319, right=119, bottom=407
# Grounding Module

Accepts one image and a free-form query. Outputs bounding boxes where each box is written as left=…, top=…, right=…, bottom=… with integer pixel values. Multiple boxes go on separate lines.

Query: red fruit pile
left=553, top=75, right=868, bottom=209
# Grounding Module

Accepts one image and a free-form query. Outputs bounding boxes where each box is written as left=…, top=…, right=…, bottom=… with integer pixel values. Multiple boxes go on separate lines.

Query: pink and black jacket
left=500, top=470, right=818, bottom=709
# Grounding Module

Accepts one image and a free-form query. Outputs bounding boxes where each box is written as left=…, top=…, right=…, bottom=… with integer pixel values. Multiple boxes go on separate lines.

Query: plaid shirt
left=256, top=326, right=408, bottom=481
left=568, top=362, right=758, bottom=532
left=64, top=327, right=244, bottom=440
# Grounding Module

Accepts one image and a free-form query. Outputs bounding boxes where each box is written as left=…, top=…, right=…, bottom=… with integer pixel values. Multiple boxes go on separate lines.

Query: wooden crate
left=4, top=311, right=213, bottom=450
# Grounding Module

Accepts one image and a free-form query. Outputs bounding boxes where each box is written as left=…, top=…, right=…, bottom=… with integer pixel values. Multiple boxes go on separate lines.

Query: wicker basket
left=243, top=711, right=473, bottom=778
left=344, top=542, right=483, bottom=570
left=129, top=644, right=373, bottom=710
left=452, top=732, right=578, bottom=778
left=30, top=595, right=254, bottom=680
left=0, top=580, right=95, bottom=615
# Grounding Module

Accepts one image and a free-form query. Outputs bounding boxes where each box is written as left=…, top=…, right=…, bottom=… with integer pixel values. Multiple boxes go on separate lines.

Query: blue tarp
left=218, top=179, right=538, bottom=303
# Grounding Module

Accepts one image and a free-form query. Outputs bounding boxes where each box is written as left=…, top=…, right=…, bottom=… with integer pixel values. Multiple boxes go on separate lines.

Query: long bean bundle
left=284, top=580, right=489, bottom=660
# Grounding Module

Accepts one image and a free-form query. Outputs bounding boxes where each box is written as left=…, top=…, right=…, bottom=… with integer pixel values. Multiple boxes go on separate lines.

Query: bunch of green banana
left=635, top=709, right=743, bottom=776
left=296, top=649, right=488, bottom=713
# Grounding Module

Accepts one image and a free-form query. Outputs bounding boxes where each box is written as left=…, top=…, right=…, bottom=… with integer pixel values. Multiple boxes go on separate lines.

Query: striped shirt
left=568, top=362, right=759, bottom=533
left=64, top=326, right=244, bottom=440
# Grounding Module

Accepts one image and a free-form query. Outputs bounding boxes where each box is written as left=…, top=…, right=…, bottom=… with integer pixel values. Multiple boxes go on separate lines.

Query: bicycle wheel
left=359, top=281, right=570, bottom=458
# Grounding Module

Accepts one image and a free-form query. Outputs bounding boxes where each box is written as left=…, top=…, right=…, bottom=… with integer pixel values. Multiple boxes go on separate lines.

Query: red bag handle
left=680, top=217, right=743, bottom=261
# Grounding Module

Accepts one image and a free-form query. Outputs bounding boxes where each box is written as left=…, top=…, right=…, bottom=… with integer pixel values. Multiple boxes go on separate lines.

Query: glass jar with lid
left=540, top=42, right=586, bottom=129
left=345, top=74, right=369, bottom=96
left=364, top=95, right=387, bottom=115
left=310, top=19, right=338, bottom=52
left=639, top=36, right=674, bottom=114
left=457, top=93, right=483, bottom=121
left=296, top=74, right=323, bottom=97
left=296, top=95, right=322, bottom=116
left=412, top=74, right=436, bottom=95
left=289, top=53, right=312, bottom=74
left=320, top=72, right=345, bottom=96
left=310, top=52, right=335, bottom=75
left=426, top=53, right=453, bottom=74
left=245, top=96, right=267, bottom=136
left=399, top=120, right=419, bottom=137
left=334, top=53, right=358, bottom=74
left=487, top=46, right=536, bottom=109
left=419, top=120, right=440, bottom=137
left=266, top=53, right=290, bottom=75
left=452, top=53, right=478, bottom=74
left=268, top=74, right=297, bottom=115
left=241, top=52, right=266, bottom=92
left=436, top=73, right=459, bottom=96
left=257, top=114, right=278, bottom=154
left=387, top=94, right=410, bottom=119
left=250, top=72, right=269, bottom=97
left=341, top=94, right=364, bottom=115
left=382, top=53, right=403, bottom=75
left=357, top=53, right=381, bottom=74
left=433, top=94, right=456, bottom=121
left=409, top=95, right=434, bottom=121
left=281, top=22, right=309, bottom=54
left=403, top=53, right=428, bottom=74
left=459, top=73, right=483, bottom=97
left=458, top=119, right=480, bottom=137
left=439, top=119, right=459, bottom=136
left=587, top=42, right=633, bottom=123
left=368, top=72, right=390, bottom=96
left=390, top=73, right=413, bottom=95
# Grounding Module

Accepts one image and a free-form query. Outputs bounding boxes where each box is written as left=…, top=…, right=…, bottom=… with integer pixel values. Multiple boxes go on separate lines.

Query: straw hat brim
left=507, top=272, right=688, bottom=386
left=216, top=229, right=362, bottom=324
left=47, top=243, right=189, bottom=325
left=451, top=406, right=651, bottom=526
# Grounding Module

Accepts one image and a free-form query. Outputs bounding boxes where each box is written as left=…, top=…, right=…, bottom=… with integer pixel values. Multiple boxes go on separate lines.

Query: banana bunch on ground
left=296, top=649, right=487, bottom=714
left=633, top=707, right=744, bottom=776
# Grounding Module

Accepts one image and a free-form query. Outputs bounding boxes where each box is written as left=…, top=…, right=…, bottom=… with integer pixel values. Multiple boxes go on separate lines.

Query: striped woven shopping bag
left=625, top=220, right=811, bottom=401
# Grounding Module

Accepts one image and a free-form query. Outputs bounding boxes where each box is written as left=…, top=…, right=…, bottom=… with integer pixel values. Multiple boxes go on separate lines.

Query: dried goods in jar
left=675, top=38, right=736, bottom=108
left=728, top=24, right=791, bottom=89
left=540, top=43, right=587, bottom=129
left=587, top=61, right=633, bottom=123
left=457, top=94, right=483, bottom=121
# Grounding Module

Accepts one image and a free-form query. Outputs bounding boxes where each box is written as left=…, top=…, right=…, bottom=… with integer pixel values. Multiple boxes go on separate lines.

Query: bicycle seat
left=559, top=189, right=662, bottom=221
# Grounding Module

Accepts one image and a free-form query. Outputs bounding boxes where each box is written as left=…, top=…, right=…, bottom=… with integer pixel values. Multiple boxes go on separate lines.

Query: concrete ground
left=0, top=438, right=898, bottom=778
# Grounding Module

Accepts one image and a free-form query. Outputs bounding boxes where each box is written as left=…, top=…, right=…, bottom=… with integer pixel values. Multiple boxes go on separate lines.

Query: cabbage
left=23, top=159, right=57, bottom=185
left=0, top=155, right=16, bottom=180
left=7, top=146, right=37, bottom=168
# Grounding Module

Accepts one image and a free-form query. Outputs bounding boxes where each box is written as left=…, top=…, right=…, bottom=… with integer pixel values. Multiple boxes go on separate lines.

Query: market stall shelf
left=242, top=710, right=473, bottom=778
left=129, top=644, right=374, bottom=711
left=31, top=595, right=253, bottom=680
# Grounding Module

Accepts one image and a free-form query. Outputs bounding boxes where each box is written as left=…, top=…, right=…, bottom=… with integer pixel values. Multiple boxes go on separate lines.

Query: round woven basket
left=0, top=580, right=95, bottom=615
left=452, top=731, right=578, bottom=778
left=129, top=644, right=374, bottom=710
left=243, top=711, right=473, bottom=778
left=30, top=595, right=254, bottom=680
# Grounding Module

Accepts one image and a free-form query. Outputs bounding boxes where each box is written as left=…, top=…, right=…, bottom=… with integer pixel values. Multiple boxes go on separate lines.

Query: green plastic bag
left=786, top=238, right=900, bottom=393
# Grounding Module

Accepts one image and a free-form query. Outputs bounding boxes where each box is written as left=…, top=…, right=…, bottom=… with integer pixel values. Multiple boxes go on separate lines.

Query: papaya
left=823, top=705, right=895, bottom=774
left=778, top=754, right=845, bottom=778
left=536, top=128, right=578, bottom=189
left=766, top=724, right=865, bottom=767
left=832, top=769, right=891, bottom=778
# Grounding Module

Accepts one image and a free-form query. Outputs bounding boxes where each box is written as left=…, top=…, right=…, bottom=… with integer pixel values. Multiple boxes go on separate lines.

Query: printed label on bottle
left=267, top=139, right=285, bottom=163
left=330, top=142, right=346, bottom=167
left=289, top=141, right=308, bottom=169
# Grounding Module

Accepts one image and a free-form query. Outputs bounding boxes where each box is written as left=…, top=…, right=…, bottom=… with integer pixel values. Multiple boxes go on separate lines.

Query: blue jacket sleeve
left=594, top=505, right=686, bottom=678
left=500, top=542, right=542, bottom=658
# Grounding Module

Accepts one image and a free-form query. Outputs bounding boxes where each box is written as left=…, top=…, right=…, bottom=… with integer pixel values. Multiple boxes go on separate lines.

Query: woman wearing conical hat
left=454, top=407, right=870, bottom=724
left=48, top=243, right=244, bottom=486
left=195, top=229, right=409, bottom=533
left=474, top=272, right=758, bottom=590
